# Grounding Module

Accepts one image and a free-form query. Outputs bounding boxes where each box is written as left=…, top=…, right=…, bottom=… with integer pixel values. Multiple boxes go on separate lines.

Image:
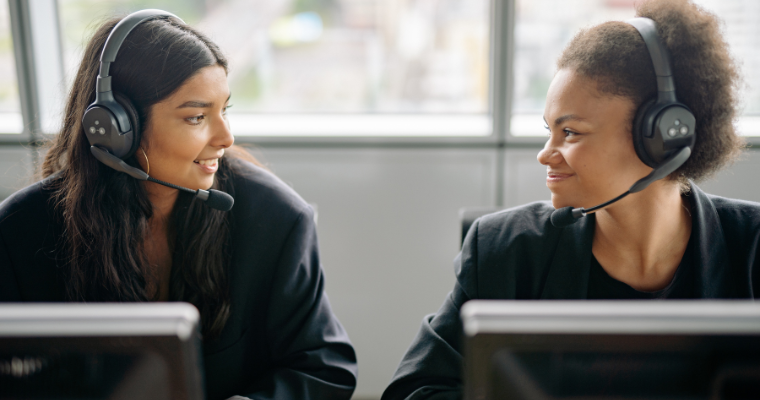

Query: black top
left=0, top=159, right=358, bottom=400
left=382, top=183, right=760, bottom=400
left=587, top=233, right=696, bottom=299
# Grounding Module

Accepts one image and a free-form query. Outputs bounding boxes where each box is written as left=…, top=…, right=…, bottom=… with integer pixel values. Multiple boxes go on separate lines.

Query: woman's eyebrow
left=551, top=114, right=587, bottom=126
left=177, top=100, right=213, bottom=109
left=176, top=94, right=231, bottom=109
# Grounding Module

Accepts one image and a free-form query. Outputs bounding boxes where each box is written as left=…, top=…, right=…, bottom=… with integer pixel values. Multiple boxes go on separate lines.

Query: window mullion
left=9, top=0, right=65, bottom=142
left=8, top=0, right=39, bottom=142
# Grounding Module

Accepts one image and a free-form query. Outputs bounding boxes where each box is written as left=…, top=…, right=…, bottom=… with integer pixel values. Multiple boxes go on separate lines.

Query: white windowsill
left=227, top=114, right=492, bottom=137
left=0, top=113, right=24, bottom=135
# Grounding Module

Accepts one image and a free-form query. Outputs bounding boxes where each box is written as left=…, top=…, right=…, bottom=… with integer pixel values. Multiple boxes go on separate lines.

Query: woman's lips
left=193, top=158, right=218, bottom=173
left=546, top=172, right=573, bottom=184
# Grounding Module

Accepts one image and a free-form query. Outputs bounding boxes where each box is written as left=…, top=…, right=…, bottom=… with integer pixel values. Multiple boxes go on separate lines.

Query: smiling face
left=537, top=68, right=652, bottom=210
left=138, top=65, right=233, bottom=192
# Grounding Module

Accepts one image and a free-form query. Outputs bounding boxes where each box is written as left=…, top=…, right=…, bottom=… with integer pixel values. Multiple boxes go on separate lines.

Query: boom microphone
left=550, top=205, right=583, bottom=228
left=549, top=147, right=690, bottom=228
left=91, top=146, right=235, bottom=212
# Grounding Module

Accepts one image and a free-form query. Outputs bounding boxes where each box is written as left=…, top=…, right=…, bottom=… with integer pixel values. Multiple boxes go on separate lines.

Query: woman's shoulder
left=226, top=157, right=313, bottom=223
left=707, top=193, right=760, bottom=215
left=458, top=201, right=568, bottom=300
left=0, top=177, right=59, bottom=274
left=0, top=177, right=57, bottom=227
left=705, top=192, right=760, bottom=233
left=471, top=201, right=558, bottom=245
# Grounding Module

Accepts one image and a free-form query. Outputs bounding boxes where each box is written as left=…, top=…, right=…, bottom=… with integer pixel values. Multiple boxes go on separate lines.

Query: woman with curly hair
left=382, top=0, right=757, bottom=398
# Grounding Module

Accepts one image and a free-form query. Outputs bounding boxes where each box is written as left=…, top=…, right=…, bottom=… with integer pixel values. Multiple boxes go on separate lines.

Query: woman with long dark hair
left=0, top=11, right=357, bottom=400
left=382, top=0, right=759, bottom=398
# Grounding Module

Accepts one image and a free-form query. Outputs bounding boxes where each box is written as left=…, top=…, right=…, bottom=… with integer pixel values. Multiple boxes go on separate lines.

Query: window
left=57, top=0, right=491, bottom=137
left=510, top=0, right=760, bottom=138
left=694, top=0, right=760, bottom=137
left=53, top=0, right=760, bottom=140
left=0, top=1, right=23, bottom=135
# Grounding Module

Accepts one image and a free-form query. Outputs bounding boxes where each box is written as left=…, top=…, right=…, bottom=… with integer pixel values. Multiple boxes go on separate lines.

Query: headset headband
left=626, top=17, right=676, bottom=103
left=96, top=9, right=184, bottom=94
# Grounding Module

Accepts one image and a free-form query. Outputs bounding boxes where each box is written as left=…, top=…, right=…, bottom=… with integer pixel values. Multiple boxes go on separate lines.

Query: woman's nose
left=537, top=139, right=561, bottom=166
left=213, top=115, right=234, bottom=149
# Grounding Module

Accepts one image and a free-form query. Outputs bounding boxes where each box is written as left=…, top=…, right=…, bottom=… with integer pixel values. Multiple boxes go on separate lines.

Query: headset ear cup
left=112, top=92, right=141, bottom=159
left=632, top=98, right=658, bottom=168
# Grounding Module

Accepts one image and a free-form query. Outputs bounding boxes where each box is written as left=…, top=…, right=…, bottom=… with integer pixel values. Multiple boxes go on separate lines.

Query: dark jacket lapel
left=540, top=214, right=596, bottom=299
left=688, top=183, right=736, bottom=297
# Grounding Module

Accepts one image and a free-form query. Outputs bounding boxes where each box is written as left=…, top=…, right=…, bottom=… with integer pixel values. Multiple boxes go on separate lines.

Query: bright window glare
left=511, top=0, right=636, bottom=114
left=511, top=0, right=760, bottom=138
left=692, top=0, right=760, bottom=115
left=0, top=1, right=22, bottom=134
left=58, top=0, right=490, bottom=117
left=229, top=114, right=491, bottom=136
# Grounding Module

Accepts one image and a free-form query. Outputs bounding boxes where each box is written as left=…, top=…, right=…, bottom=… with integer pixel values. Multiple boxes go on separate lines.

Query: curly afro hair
left=556, top=0, right=744, bottom=183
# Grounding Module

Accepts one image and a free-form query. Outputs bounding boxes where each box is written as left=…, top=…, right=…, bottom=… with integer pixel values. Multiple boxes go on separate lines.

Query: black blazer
left=382, top=184, right=760, bottom=400
left=0, top=160, right=358, bottom=400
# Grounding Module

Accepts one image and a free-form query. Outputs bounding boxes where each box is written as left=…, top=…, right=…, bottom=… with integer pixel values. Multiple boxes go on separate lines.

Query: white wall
left=0, top=146, right=34, bottom=199
left=255, top=147, right=495, bottom=398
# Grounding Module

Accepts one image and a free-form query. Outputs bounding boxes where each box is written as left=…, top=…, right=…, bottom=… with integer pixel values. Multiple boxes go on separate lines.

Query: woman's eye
left=544, top=125, right=550, bottom=136
left=563, top=128, right=577, bottom=137
left=222, top=104, right=233, bottom=118
left=186, top=115, right=205, bottom=125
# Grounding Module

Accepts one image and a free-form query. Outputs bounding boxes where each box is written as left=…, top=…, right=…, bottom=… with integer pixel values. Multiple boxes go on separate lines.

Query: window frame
left=4, top=0, right=757, bottom=147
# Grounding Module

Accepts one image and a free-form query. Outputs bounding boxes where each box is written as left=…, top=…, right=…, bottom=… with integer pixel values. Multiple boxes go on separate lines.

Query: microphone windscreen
left=205, top=189, right=235, bottom=211
left=550, top=206, right=578, bottom=227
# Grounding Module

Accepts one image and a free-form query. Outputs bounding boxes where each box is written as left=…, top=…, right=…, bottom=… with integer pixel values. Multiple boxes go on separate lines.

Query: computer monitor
left=0, top=303, right=204, bottom=400
left=461, top=300, right=760, bottom=400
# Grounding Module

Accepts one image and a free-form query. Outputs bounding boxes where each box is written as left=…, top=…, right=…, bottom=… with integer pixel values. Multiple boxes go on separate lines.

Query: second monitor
left=461, top=300, right=760, bottom=400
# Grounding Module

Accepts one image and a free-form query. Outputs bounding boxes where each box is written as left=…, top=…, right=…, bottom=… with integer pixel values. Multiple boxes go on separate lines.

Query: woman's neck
left=142, top=181, right=177, bottom=301
left=144, top=181, right=179, bottom=221
left=591, top=180, right=692, bottom=291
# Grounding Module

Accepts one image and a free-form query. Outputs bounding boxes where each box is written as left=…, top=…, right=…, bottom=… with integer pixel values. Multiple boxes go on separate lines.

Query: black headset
left=82, top=9, right=183, bottom=160
left=628, top=17, right=696, bottom=168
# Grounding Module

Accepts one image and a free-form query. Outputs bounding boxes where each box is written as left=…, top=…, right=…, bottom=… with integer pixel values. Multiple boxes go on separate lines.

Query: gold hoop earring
left=140, top=148, right=150, bottom=175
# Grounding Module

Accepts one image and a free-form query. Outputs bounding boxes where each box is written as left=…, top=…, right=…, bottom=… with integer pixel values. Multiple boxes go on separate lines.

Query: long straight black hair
left=42, top=15, right=250, bottom=338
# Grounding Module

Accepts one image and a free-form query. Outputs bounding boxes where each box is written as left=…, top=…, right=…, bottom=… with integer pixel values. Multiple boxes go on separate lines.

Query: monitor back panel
left=461, top=301, right=760, bottom=400
left=0, top=303, right=204, bottom=400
